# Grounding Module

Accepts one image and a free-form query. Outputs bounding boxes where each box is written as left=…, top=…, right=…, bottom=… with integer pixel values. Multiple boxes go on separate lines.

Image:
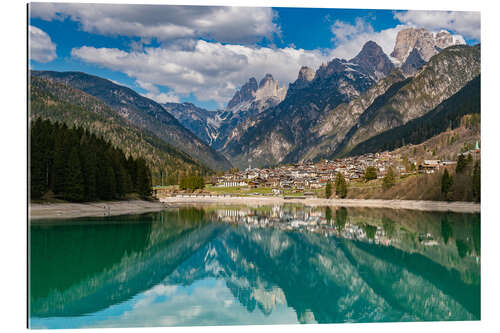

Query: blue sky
left=29, top=3, right=480, bottom=110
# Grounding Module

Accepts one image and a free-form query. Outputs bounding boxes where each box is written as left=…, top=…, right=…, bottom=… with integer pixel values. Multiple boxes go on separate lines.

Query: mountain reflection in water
left=29, top=205, right=480, bottom=328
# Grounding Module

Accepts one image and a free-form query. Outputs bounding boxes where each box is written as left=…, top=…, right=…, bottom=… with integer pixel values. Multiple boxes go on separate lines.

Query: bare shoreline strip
left=160, top=196, right=480, bottom=213
left=29, top=197, right=480, bottom=220
left=30, top=200, right=169, bottom=221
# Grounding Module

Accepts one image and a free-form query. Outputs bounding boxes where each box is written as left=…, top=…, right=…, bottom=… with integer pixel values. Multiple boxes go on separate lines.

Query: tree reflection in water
left=30, top=205, right=480, bottom=327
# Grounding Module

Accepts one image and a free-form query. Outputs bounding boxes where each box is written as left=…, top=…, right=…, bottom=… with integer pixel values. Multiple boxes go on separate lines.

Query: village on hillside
left=211, top=150, right=469, bottom=194
left=152, top=137, right=480, bottom=201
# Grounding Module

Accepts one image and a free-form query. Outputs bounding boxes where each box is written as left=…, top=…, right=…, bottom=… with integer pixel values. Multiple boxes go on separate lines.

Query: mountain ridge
left=29, top=75, right=211, bottom=181
left=31, top=70, right=232, bottom=171
left=220, top=40, right=395, bottom=168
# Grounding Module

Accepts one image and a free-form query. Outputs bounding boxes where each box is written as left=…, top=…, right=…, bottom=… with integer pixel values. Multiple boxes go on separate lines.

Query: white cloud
left=29, top=3, right=278, bottom=44
left=329, top=19, right=405, bottom=60
left=331, top=17, right=375, bottom=44
left=29, top=25, right=57, bottom=63
left=89, top=280, right=299, bottom=328
left=71, top=41, right=331, bottom=107
left=394, top=10, right=480, bottom=40
left=36, top=4, right=479, bottom=108
left=142, top=91, right=180, bottom=104
left=327, top=16, right=470, bottom=60
left=136, top=80, right=180, bottom=103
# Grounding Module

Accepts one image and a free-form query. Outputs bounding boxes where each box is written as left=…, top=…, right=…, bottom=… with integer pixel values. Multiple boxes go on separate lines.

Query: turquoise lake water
left=29, top=205, right=480, bottom=328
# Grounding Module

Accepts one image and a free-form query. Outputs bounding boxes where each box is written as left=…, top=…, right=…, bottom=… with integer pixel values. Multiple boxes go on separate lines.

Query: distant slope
left=29, top=75, right=211, bottom=181
left=31, top=70, right=232, bottom=171
left=161, top=102, right=223, bottom=146
left=163, top=74, right=287, bottom=150
left=296, top=69, right=408, bottom=163
left=348, top=75, right=480, bottom=156
left=221, top=41, right=392, bottom=168
left=335, top=44, right=480, bottom=156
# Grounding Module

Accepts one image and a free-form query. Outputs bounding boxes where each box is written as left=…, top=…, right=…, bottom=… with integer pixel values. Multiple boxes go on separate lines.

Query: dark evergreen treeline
left=30, top=118, right=152, bottom=201
left=348, top=75, right=480, bottom=156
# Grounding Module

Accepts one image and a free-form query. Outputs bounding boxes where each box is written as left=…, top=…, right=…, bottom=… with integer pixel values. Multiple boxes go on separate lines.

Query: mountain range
left=162, top=73, right=288, bottom=151
left=30, top=27, right=480, bottom=173
left=154, top=27, right=477, bottom=169
left=170, top=27, right=477, bottom=169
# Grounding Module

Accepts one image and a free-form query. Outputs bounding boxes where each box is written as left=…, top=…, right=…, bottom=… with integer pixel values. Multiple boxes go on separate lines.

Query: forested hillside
left=30, top=118, right=152, bottom=201
left=32, top=70, right=232, bottom=171
left=348, top=75, right=480, bottom=156
left=30, top=76, right=211, bottom=184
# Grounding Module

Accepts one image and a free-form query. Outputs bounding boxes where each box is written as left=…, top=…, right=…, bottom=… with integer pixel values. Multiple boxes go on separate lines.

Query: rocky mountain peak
left=255, top=74, right=286, bottom=102
left=298, top=66, right=315, bottom=82
left=258, top=73, right=275, bottom=88
left=401, top=47, right=426, bottom=77
left=435, top=30, right=458, bottom=49
left=226, top=77, right=258, bottom=110
left=391, top=27, right=465, bottom=66
left=315, top=58, right=349, bottom=80
left=356, top=40, right=384, bottom=56
left=350, top=40, right=395, bottom=80
left=226, top=74, right=287, bottom=113
left=288, top=66, right=316, bottom=93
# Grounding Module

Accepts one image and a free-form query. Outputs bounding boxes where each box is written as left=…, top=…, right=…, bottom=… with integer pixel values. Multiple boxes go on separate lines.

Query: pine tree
left=325, top=207, right=332, bottom=224
left=136, top=158, right=152, bottom=198
left=52, top=130, right=68, bottom=195
left=472, top=161, right=480, bottom=202
left=456, top=154, right=467, bottom=174
left=364, top=166, right=377, bottom=181
left=81, top=147, right=98, bottom=201
left=335, top=172, right=347, bottom=198
left=382, top=167, right=396, bottom=191
left=325, top=181, right=332, bottom=199
left=63, top=147, right=85, bottom=202
left=30, top=119, right=47, bottom=199
left=99, top=159, right=116, bottom=200
left=441, top=169, right=453, bottom=200
left=335, top=207, right=348, bottom=233
left=402, top=155, right=409, bottom=172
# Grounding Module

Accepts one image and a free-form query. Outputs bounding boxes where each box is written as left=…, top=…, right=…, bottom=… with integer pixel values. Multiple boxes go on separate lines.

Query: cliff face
left=391, top=28, right=465, bottom=75
left=161, top=102, right=225, bottom=146
left=297, top=69, right=407, bottom=162
left=226, top=74, right=287, bottom=114
left=202, top=73, right=288, bottom=151
left=251, top=43, right=480, bottom=165
left=337, top=44, right=480, bottom=156
left=350, top=40, right=395, bottom=80
left=226, top=77, right=258, bottom=110
left=400, top=48, right=427, bottom=77
left=221, top=41, right=393, bottom=168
